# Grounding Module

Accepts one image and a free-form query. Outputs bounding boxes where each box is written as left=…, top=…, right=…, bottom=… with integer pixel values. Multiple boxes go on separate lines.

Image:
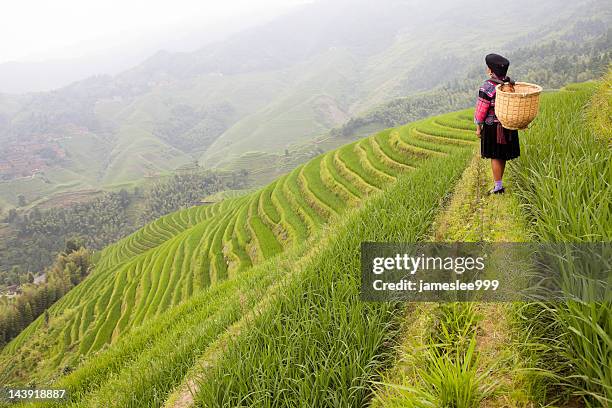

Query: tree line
left=0, top=168, right=248, bottom=347
left=0, top=168, right=248, bottom=286
left=0, top=241, right=90, bottom=347
left=0, top=191, right=132, bottom=281
left=139, top=169, right=248, bottom=224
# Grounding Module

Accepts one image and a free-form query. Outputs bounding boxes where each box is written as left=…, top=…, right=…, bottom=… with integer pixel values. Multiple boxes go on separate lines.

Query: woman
left=474, top=53, right=520, bottom=194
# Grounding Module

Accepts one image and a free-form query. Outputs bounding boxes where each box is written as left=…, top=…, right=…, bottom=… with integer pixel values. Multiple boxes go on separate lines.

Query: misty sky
left=0, top=0, right=311, bottom=63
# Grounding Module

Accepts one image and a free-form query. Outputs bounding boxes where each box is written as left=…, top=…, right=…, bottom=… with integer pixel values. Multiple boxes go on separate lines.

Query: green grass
left=511, top=80, right=611, bottom=406
left=377, top=304, right=494, bottom=408
left=373, top=130, right=423, bottom=169
left=248, top=196, right=282, bottom=260
left=323, top=150, right=365, bottom=199
left=331, top=149, right=378, bottom=196
left=413, top=121, right=475, bottom=143
left=586, top=70, right=611, bottom=141
left=336, top=143, right=385, bottom=190
left=371, top=80, right=610, bottom=408
left=18, top=78, right=608, bottom=407
left=300, top=156, right=346, bottom=216
left=357, top=138, right=400, bottom=178
left=371, top=153, right=526, bottom=407
left=259, top=182, right=281, bottom=225
left=318, top=151, right=361, bottom=205
left=270, top=174, right=309, bottom=243
left=194, top=151, right=472, bottom=407
left=20, top=253, right=294, bottom=408
left=433, top=115, right=476, bottom=132
left=1, top=105, right=476, bottom=402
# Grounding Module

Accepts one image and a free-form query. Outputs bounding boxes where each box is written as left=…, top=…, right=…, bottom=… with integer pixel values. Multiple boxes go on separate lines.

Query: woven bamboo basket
left=495, top=82, right=543, bottom=130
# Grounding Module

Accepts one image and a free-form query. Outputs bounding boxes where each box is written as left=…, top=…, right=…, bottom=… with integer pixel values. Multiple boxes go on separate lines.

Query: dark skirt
left=480, top=123, right=520, bottom=160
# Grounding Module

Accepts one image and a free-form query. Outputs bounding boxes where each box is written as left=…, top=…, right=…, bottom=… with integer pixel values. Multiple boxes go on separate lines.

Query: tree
left=0, top=248, right=91, bottom=346
left=0, top=320, right=6, bottom=345
left=30, top=207, right=41, bottom=221
left=23, top=302, right=34, bottom=326
left=47, top=284, right=58, bottom=304
left=19, top=274, right=29, bottom=285
left=64, top=237, right=84, bottom=254
left=9, top=266, right=21, bottom=285
left=17, top=194, right=27, bottom=207
left=118, top=189, right=130, bottom=207
left=64, top=262, right=80, bottom=286
left=6, top=311, right=17, bottom=339
left=40, top=286, right=49, bottom=310
left=26, top=272, right=34, bottom=284
left=6, top=208, right=18, bottom=223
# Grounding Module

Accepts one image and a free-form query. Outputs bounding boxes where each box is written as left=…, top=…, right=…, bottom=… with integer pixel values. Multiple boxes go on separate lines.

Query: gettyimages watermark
left=360, top=243, right=611, bottom=302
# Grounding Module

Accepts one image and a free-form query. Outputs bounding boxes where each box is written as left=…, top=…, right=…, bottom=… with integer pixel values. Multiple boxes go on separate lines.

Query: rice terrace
left=0, top=0, right=610, bottom=407
left=0, top=75, right=608, bottom=406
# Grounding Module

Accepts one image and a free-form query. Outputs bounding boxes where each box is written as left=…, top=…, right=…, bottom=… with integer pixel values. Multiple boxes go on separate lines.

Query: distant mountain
left=0, top=8, right=296, bottom=94
left=0, top=55, right=149, bottom=95
left=0, top=0, right=608, bottom=209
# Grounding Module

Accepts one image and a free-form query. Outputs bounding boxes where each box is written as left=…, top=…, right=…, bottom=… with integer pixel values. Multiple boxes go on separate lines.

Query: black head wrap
left=485, top=53, right=510, bottom=78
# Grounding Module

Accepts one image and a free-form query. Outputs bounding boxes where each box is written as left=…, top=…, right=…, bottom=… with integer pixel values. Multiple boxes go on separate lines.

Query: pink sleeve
left=474, top=96, right=490, bottom=124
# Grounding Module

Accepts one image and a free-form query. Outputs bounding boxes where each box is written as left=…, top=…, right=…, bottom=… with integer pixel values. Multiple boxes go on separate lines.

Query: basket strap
left=488, top=76, right=516, bottom=85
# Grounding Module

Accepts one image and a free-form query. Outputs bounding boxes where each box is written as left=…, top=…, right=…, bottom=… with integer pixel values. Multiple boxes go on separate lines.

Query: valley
left=0, top=0, right=608, bottom=211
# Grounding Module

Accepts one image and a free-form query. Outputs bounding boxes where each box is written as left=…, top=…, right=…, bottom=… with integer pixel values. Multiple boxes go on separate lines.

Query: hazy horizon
left=0, top=0, right=312, bottom=93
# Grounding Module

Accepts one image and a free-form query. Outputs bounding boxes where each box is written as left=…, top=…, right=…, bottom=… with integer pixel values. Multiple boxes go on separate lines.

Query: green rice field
left=2, top=75, right=610, bottom=408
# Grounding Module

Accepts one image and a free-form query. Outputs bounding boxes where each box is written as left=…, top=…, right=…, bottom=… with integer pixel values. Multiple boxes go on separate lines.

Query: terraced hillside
left=369, top=80, right=612, bottom=407
left=0, top=109, right=477, bottom=386
left=1, top=77, right=608, bottom=408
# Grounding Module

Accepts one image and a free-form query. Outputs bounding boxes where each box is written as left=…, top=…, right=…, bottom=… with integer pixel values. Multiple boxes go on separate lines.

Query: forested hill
left=0, top=0, right=609, bottom=211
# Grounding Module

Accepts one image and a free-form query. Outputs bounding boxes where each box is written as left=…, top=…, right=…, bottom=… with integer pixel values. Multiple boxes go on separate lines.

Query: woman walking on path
left=474, top=53, right=520, bottom=194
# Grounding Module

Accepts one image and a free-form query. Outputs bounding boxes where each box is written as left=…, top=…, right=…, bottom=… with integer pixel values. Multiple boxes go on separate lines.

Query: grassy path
left=437, top=154, right=533, bottom=407
left=371, top=153, right=535, bottom=407
left=374, top=79, right=612, bottom=407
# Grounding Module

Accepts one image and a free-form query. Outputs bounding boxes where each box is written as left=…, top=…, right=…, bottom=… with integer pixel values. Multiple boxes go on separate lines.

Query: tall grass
left=2, top=106, right=477, bottom=402
left=375, top=302, right=496, bottom=408
left=195, top=151, right=472, bottom=407
left=511, top=81, right=612, bottom=406
left=16, top=248, right=300, bottom=408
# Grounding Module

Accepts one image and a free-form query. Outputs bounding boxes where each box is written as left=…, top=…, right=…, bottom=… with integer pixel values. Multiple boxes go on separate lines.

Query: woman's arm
left=474, top=92, right=492, bottom=125
left=474, top=85, right=493, bottom=138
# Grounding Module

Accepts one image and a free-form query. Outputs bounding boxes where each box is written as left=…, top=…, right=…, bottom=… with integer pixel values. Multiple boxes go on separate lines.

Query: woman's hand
left=475, top=125, right=482, bottom=138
